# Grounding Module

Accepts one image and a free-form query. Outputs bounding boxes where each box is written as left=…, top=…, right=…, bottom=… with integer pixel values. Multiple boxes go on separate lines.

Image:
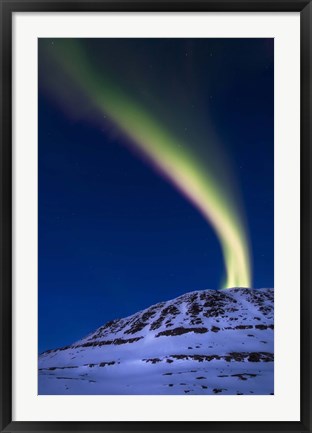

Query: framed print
left=0, top=0, right=311, bottom=432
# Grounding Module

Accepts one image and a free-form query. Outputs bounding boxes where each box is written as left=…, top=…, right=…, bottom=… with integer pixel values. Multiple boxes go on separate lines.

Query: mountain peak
left=39, top=287, right=274, bottom=395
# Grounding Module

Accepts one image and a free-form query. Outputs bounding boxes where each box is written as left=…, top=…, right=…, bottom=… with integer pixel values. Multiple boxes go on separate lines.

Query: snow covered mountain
left=38, top=287, right=274, bottom=395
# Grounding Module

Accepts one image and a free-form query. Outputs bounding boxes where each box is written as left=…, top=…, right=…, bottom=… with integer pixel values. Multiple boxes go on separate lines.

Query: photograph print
left=38, top=38, right=274, bottom=395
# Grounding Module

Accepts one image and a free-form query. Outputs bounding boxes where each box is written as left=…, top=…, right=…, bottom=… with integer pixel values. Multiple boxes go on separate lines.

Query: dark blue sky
left=38, top=38, right=274, bottom=353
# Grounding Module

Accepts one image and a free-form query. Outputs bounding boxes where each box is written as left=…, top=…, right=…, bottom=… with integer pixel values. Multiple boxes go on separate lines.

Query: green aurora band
left=50, top=40, right=252, bottom=289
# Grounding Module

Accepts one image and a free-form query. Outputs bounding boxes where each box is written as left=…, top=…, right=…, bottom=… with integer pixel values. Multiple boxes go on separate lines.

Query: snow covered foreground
left=39, top=287, right=274, bottom=395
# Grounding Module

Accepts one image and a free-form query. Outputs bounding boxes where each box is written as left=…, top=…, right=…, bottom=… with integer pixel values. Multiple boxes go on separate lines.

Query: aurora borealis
left=38, top=38, right=274, bottom=353
left=40, top=39, right=251, bottom=289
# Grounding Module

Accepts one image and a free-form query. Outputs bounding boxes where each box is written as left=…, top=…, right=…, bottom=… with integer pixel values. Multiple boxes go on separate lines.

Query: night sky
left=38, top=38, right=274, bottom=353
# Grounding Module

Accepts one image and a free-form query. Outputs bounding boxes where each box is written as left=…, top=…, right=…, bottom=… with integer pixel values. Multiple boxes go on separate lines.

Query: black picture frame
left=0, top=0, right=311, bottom=432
